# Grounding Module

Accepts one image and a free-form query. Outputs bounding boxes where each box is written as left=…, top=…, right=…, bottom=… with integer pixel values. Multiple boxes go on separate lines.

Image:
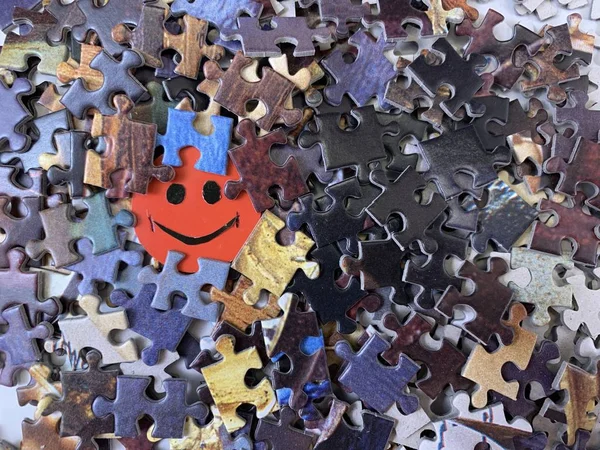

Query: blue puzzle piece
left=157, top=108, right=233, bottom=175
left=110, top=284, right=193, bottom=366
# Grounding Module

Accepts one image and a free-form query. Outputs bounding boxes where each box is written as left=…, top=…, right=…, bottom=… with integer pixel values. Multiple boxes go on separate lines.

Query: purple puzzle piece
left=110, top=284, right=193, bottom=366
left=221, top=17, right=331, bottom=57
left=0, top=77, right=33, bottom=151
left=335, top=333, right=419, bottom=414
left=0, top=248, right=61, bottom=325
left=0, top=196, right=43, bottom=268
left=322, top=30, right=396, bottom=109
left=66, top=237, right=143, bottom=295
left=0, top=166, right=43, bottom=199
left=0, top=305, right=53, bottom=386
left=93, top=376, right=208, bottom=438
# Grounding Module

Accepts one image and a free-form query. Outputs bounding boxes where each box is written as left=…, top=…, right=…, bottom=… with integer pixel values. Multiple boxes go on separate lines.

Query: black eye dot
left=203, top=180, right=221, bottom=204
left=166, top=183, right=185, bottom=204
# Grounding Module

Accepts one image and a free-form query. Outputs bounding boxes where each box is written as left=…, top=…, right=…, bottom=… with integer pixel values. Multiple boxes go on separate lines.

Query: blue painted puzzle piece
left=157, top=108, right=233, bottom=175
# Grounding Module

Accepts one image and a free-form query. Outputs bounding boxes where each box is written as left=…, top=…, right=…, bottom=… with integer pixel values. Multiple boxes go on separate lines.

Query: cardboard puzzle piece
left=232, top=210, right=319, bottom=304
left=201, top=335, right=277, bottom=432
left=25, top=192, right=135, bottom=268
left=335, top=333, right=420, bottom=414
left=0, top=305, right=52, bottom=386
left=199, top=52, right=302, bottom=131
left=86, top=94, right=175, bottom=198
left=53, top=294, right=138, bottom=366
left=138, top=250, right=229, bottom=321
left=463, top=303, right=537, bottom=408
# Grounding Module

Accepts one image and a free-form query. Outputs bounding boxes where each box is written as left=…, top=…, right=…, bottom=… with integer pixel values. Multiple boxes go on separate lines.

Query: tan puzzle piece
left=163, top=15, right=224, bottom=79
left=210, top=275, right=281, bottom=331
left=53, top=294, right=138, bottom=365
left=232, top=210, right=319, bottom=305
left=17, top=363, right=62, bottom=419
left=175, top=97, right=222, bottom=136
left=463, top=303, right=537, bottom=408
left=57, top=44, right=104, bottom=91
left=555, top=361, right=600, bottom=445
left=21, top=412, right=79, bottom=450
left=425, top=0, right=464, bottom=35
left=202, top=335, right=277, bottom=433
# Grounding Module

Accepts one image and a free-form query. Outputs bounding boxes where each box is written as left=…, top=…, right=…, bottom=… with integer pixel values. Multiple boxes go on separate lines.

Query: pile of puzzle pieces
left=4, top=0, right=600, bottom=448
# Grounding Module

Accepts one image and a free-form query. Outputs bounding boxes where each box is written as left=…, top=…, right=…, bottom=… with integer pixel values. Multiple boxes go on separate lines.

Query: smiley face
left=132, top=146, right=260, bottom=273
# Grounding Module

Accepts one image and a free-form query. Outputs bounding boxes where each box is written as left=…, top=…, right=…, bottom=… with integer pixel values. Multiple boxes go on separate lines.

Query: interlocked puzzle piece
left=530, top=193, right=600, bottom=266
left=232, top=210, right=319, bottom=304
left=407, top=38, right=487, bottom=115
left=53, top=294, right=138, bottom=366
left=288, top=244, right=366, bottom=333
left=71, top=0, right=143, bottom=56
left=26, top=192, right=135, bottom=268
left=0, top=196, right=43, bottom=269
left=507, top=248, right=574, bottom=327
left=94, top=376, right=208, bottom=438
left=60, top=49, right=146, bottom=119
left=85, top=95, right=174, bottom=198
left=322, top=31, right=396, bottom=109
left=335, top=333, right=419, bottom=414
left=381, top=312, right=471, bottom=399
left=66, top=238, right=142, bottom=295
left=44, top=350, right=117, bottom=448
left=262, top=294, right=330, bottom=412
left=362, top=0, right=432, bottom=41
left=138, top=249, right=229, bottom=321
left=436, top=258, right=514, bottom=345
left=221, top=17, right=331, bottom=57
left=201, top=335, right=277, bottom=432
left=110, top=284, right=193, bottom=366
left=287, top=177, right=367, bottom=249
left=0, top=77, right=33, bottom=151
left=563, top=271, right=600, bottom=339
left=298, top=106, right=397, bottom=183
left=46, top=131, right=88, bottom=198
left=0, top=248, right=61, bottom=325
left=367, top=167, right=447, bottom=252
left=463, top=303, right=537, bottom=408
left=0, top=305, right=52, bottom=386
left=199, top=52, right=302, bottom=130
left=210, top=275, right=281, bottom=331
left=418, top=125, right=512, bottom=200
left=157, top=107, right=233, bottom=174
left=225, top=120, right=308, bottom=212
left=170, top=0, right=262, bottom=32
left=455, top=8, right=544, bottom=90
left=0, top=8, right=68, bottom=76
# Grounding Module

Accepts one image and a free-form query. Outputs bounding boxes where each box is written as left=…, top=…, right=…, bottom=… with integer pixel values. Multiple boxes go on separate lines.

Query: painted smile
left=149, top=213, right=239, bottom=245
